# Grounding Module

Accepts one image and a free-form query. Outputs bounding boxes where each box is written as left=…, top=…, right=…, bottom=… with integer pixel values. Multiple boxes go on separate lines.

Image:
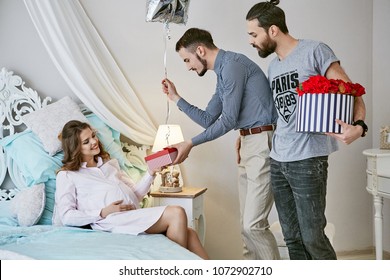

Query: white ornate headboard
left=0, top=67, right=52, bottom=199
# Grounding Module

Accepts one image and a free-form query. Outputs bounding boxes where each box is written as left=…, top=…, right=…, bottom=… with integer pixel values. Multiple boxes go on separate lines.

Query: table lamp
left=152, top=124, right=184, bottom=153
left=152, top=124, right=184, bottom=192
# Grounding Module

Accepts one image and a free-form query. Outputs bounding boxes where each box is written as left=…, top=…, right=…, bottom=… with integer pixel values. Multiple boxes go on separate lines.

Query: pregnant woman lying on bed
left=53, top=120, right=209, bottom=259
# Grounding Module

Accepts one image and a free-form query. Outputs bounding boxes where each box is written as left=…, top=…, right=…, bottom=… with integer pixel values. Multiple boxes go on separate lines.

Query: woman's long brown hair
left=58, top=120, right=110, bottom=172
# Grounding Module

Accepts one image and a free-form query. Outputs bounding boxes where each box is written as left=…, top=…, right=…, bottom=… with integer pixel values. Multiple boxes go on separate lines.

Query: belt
left=239, top=125, right=275, bottom=136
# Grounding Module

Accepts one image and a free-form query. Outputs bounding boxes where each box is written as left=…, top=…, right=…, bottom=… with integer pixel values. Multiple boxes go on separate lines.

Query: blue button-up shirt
left=177, top=49, right=277, bottom=146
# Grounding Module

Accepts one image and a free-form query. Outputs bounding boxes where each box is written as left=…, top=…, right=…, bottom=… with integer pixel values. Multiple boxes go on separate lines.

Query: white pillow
left=22, top=96, right=89, bottom=156
left=10, top=184, right=46, bottom=226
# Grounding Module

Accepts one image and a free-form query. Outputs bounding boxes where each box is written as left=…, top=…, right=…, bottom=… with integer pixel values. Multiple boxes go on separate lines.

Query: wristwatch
left=353, top=120, right=368, bottom=137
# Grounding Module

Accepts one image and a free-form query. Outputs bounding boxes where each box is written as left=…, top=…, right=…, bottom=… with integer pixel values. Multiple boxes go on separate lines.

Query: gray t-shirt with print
left=268, top=39, right=339, bottom=162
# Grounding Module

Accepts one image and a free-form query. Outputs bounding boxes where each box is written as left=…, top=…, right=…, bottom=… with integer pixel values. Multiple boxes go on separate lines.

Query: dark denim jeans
left=270, top=156, right=337, bottom=260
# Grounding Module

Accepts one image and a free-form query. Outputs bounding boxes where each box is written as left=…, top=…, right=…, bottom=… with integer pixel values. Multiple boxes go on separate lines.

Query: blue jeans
left=270, top=156, right=337, bottom=260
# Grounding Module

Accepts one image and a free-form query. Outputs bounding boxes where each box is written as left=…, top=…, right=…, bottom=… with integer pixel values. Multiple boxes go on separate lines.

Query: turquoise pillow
left=0, top=131, right=62, bottom=225
left=38, top=179, right=56, bottom=225
left=0, top=200, right=18, bottom=225
left=0, top=130, right=63, bottom=186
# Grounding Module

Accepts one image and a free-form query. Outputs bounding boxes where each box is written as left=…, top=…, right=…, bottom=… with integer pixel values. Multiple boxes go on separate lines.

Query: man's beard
left=196, top=53, right=208, bottom=76
left=254, top=37, right=276, bottom=58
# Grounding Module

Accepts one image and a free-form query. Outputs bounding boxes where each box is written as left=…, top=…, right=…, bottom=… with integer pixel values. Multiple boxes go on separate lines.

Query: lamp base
left=158, top=186, right=182, bottom=193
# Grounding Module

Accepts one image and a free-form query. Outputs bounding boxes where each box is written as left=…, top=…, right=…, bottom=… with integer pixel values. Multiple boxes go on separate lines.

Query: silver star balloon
left=146, top=0, right=190, bottom=24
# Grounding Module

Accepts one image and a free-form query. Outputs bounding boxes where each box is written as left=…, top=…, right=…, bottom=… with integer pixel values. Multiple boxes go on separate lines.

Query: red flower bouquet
left=295, top=76, right=365, bottom=134
left=296, top=75, right=366, bottom=97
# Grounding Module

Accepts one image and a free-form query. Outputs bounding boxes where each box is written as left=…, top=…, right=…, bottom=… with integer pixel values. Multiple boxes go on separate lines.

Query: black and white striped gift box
left=296, top=93, right=354, bottom=133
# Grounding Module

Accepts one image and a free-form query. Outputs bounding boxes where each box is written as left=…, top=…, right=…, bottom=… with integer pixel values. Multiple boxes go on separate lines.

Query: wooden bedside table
left=150, top=187, right=207, bottom=245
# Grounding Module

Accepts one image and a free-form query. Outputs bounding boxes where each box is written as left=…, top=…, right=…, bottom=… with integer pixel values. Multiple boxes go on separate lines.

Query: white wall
left=373, top=0, right=390, bottom=252
left=0, top=0, right=76, bottom=101
left=1, top=0, right=387, bottom=259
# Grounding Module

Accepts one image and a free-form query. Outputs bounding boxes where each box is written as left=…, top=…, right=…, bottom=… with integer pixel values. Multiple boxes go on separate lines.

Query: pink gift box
left=144, top=148, right=178, bottom=170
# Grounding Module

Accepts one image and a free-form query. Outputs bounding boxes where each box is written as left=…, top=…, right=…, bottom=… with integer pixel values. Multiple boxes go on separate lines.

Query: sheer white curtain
left=23, top=0, right=157, bottom=145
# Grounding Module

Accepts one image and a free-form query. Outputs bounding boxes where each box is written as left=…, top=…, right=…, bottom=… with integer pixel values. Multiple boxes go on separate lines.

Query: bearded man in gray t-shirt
left=246, top=0, right=367, bottom=260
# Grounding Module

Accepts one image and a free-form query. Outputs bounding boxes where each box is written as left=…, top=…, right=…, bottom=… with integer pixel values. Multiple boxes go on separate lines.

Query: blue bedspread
left=0, top=217, right=200, bottom=260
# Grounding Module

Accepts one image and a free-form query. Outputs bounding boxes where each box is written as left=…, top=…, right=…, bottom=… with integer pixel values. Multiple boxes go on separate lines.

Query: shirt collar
left=214, top=49, right=226, bottom=75
left=80, top=156, right=103, bottom=168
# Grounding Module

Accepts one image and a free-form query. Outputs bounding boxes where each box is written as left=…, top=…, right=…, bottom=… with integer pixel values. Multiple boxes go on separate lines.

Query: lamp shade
left=152, top=124, right=184, bottom=152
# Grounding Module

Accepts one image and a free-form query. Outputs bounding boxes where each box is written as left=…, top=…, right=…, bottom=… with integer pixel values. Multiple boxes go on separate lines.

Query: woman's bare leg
left=187, top=228, right=209, bottom=259
left=146, top=206, right=209, bottom=259
left=146, top=205, right=188, bottom=247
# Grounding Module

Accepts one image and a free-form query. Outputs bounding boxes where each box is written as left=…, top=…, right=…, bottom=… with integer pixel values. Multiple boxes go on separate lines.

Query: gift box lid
left=144, top=147, right=178, bottom=161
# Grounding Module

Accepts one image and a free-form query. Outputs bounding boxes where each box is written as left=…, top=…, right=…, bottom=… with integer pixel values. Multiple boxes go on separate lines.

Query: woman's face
left=79, top=127, right=100, bottom=161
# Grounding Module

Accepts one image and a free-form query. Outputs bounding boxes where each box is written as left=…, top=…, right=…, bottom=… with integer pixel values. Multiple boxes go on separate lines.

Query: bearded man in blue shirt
left=162, top=28, right=279, bottom=260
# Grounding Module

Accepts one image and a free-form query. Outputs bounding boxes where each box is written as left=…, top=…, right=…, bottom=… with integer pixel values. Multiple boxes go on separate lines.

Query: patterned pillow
left=22, top=96, right=89, bottom=156
left=10, top=184, right=46, bottom=226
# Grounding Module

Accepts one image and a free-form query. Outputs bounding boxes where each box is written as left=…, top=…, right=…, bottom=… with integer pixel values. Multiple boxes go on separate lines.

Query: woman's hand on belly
left=100, top=199, right=136, bottom=218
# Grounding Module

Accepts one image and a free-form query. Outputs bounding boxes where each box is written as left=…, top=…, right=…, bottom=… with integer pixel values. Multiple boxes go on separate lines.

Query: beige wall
left=1, top=0, right=387, bottom=259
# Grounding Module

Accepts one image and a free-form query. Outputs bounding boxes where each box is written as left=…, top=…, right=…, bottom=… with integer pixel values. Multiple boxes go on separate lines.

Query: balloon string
left=163, top=22, right=170, bottom=78
left=165, top=125, right=171, bottom=147
left=164, top=124, right=174, bottom=173
left=164, top=22, right=171, bottom=124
